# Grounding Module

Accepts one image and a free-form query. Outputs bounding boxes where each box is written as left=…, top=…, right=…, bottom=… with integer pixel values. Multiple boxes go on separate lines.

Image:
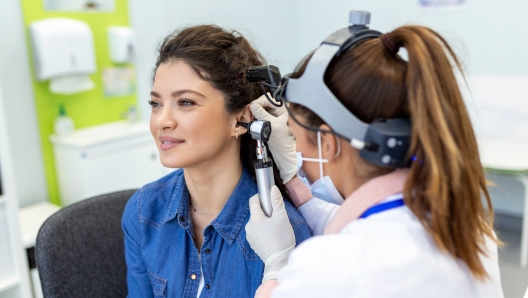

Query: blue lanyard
left=359, top=199, right=405, bottom=219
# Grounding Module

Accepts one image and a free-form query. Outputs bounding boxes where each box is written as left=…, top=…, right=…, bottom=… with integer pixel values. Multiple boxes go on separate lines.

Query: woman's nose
left=157, top=106, right=176, bottom=130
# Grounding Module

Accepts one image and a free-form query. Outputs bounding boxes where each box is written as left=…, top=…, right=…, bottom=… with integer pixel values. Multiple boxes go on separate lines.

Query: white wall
left=0, top=0, right=48, bottom=207
left=295, top=0, right=528, bottom=76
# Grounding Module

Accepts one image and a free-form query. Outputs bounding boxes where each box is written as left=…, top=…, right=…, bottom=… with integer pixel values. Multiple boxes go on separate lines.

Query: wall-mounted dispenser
left=107, top=26, right=135, bottom=64
left=29, top=18, right=96, bottom=94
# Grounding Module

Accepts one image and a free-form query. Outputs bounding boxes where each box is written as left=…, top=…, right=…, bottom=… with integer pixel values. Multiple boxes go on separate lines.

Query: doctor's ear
left=319, top=124, right=340, bottom=162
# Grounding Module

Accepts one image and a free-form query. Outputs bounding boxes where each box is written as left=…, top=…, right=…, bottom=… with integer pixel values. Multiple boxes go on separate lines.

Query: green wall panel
left=21, top=0, right=137, bottom=205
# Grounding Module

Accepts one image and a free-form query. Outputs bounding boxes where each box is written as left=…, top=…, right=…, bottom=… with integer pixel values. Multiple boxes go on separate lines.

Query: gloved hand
left=250, top=94, right=297, bottom=184
left=246, top=185, right=296, bottom=282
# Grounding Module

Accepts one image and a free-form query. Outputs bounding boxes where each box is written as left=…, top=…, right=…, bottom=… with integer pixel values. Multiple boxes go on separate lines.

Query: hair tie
left=380, top=33, right=400, bottom=56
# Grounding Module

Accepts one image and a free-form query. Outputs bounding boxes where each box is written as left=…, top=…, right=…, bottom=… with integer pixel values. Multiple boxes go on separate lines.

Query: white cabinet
left=50, top=120, right=174, bottom=206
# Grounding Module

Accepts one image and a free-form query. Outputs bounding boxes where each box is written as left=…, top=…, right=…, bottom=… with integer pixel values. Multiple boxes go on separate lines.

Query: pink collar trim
left=324, top=169, right=409, bottom=235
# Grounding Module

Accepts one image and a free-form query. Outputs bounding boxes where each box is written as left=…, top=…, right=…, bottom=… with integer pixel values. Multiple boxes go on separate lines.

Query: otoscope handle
left=255, top=158, right=274, bottom=217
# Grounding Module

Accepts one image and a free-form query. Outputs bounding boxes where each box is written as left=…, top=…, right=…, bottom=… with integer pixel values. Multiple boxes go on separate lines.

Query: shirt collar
left=168, top=167, right=257, bottom=245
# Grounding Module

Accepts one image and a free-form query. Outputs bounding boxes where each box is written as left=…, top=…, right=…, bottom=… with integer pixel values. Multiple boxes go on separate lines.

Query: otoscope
left=238, top=65, right=283, bottom=217
left=237, top=120, right=274, bottom=217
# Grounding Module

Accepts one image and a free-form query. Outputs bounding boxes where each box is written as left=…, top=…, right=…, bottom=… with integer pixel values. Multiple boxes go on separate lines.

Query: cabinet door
left=0, top=203, right=15, bottom=283
left=80, top=143, right=167, bottom=199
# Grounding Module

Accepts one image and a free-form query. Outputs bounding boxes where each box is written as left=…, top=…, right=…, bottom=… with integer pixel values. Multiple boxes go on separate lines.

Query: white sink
left=50, top=120, right=151, bottom=148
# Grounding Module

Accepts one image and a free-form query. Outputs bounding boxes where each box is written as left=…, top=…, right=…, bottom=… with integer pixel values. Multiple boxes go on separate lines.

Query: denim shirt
left=122, top=168, right=312, bottom=298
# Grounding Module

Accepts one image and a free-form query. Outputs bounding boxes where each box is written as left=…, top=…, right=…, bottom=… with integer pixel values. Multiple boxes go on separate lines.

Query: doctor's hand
left=246, top=186, right=295, bottom=282
left=250, top=94, right=297, bottom=184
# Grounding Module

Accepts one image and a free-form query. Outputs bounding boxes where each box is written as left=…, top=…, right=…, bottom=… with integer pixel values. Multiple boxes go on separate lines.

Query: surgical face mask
left=310, top=176, right=344, bottom=205
left=296, top=131, right=344, bottom=205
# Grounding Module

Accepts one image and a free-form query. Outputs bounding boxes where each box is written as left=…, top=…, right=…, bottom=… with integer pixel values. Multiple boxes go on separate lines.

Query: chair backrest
left=36, top=189, right=137, bottom=298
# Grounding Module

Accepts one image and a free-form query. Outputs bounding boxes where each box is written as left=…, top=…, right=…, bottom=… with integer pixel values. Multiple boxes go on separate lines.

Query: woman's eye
left=178, top=99, right=195, bottom=106
left=148, top=100, right=161, bottom=108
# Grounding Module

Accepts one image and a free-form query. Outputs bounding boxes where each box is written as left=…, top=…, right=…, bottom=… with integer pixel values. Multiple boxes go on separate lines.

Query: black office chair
left=36, top=189, right=137, bottom=298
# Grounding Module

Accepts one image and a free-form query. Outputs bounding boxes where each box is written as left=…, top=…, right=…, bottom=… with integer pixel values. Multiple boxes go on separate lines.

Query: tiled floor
left=495, top=213, right=528, bottom=298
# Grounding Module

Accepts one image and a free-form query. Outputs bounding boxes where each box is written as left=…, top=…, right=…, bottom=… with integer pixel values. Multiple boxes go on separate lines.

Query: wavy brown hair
left=153, top=25, right=288, bottom=197
left=291, top=26, right=496, bottom=279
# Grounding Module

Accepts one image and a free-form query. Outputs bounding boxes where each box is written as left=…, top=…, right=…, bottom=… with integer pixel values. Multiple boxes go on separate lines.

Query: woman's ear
left=319, top=124, right=340, bottom=162
left=238, top=104, right=253, bottom=124
left=233, top=104, right=253, bottom=136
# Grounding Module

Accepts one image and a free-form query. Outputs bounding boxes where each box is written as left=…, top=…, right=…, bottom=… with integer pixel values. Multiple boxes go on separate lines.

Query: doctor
left=245, top=11, right=503, bottom=297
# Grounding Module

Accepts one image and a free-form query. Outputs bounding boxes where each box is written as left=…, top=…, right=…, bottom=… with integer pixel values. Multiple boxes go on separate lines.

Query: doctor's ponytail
left=291, top=25, right=497, bottom=280
left=389, top=26, right=496, bottom=280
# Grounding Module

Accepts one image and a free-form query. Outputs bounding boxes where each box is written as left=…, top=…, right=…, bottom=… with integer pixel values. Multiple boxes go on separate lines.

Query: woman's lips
left=159, top=136, right=184, bottom=150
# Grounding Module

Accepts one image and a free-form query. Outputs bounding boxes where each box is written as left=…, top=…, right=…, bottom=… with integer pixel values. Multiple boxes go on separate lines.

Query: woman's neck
left=333, top=168, right=371, bottom=199
left=183, top=144, right=243, bottom=216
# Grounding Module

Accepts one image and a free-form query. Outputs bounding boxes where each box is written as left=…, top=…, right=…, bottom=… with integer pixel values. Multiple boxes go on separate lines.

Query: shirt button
left=205, top=248, right=211, bottom=254
left=206, top=284, right=211, bottom=289
left=191, top=274, right=197, bottom=280
left=179, top=216, right=185, bottom=223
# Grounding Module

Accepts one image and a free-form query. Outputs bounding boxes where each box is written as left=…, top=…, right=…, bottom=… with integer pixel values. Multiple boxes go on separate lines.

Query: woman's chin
left=159, top=155, right=202, bottom=170
left=159, top=156, right=187, bottom=169
left=160, top=161, right=186, bottom=169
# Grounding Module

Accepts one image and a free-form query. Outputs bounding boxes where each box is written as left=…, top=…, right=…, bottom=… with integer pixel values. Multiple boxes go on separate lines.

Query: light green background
left=21, top=0, right=137, bottom=205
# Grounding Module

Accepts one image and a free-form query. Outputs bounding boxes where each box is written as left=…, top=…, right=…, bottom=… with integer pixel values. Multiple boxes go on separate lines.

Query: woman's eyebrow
left=171, top=89, right=205, bottom=98
left=149, top=89, right=206, bottom=98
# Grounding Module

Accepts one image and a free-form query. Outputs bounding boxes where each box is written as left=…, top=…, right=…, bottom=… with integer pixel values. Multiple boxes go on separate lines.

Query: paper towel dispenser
left=29, top=18, right=96, bottom=81
left=108, top=26, right=135, bottom=64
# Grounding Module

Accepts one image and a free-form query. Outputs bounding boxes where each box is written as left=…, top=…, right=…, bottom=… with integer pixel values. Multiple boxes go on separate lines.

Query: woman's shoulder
left=123, top=169, right=185, bottom=227
left=136, top=168, right=184, bottom=201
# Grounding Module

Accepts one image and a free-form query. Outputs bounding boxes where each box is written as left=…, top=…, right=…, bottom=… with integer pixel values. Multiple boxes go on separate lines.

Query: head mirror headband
left=274, top=11, right=412, bottom=169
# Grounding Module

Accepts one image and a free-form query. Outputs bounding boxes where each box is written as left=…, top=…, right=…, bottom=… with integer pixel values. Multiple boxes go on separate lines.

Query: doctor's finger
left=249, top=103, right=274, bottom=122
left=252, top=95, right=283, bottom=116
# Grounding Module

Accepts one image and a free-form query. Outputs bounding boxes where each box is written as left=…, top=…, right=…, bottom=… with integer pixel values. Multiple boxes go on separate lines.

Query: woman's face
left=149, top=61, right=236, bottom=169
left=287, top=112, right=322, bottom=183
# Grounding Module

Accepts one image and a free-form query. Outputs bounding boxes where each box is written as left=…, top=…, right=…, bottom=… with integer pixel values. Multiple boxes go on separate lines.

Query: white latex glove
left=250, top=94, right=297, bottom=184
left=246, top=185, right=295, bottom=282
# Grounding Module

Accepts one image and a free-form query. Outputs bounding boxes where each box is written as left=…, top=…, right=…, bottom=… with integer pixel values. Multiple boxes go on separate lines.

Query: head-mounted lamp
left=274, top=11, right=412, bottom=168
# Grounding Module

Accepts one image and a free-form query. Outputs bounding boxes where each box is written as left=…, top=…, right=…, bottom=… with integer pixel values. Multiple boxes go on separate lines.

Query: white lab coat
left=271, top=194, right=504, bottom=298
